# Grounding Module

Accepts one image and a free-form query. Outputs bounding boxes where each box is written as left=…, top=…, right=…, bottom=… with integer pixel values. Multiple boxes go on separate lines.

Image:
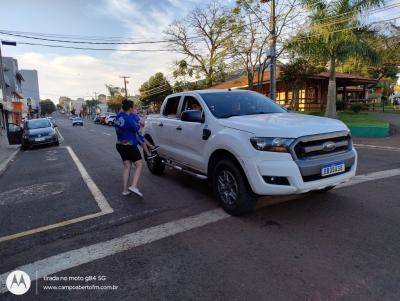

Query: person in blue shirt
left=114, top=99, right=143, bottom=197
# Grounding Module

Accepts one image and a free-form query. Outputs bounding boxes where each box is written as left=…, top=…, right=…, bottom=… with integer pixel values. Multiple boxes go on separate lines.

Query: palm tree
left=289, top=0, right=382, bottom=118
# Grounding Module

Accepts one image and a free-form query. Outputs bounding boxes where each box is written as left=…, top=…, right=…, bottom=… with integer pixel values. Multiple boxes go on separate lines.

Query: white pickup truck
left=144, top=90, right=357, bottom=215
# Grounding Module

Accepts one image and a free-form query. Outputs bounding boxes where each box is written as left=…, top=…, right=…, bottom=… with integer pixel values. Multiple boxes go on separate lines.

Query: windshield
left=200, top=91, right=286, bottom=118
left=27, top=119, right=51, bottom=129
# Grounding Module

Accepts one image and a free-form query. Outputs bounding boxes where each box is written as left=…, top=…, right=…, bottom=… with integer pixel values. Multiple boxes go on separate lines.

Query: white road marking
left=1, top=167, right=400, bottom=293
left=0, top=146, right=113, bottom=243
left=102, top=132, right=111, bottom=136
left=65, top=146, right=113, bottom=214
left=338, top=168, right=400, bottom=188
left=354, top=143, right=400, bottom=152
left=0, top=209, right=229, bottom=294
left=55, top=127, right=64, bottom=143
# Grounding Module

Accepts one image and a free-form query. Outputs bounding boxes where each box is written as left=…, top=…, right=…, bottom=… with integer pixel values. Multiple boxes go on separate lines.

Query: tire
left=54, top=140, right=60, bottom=146
left=108, top=122, right=113, bottom=126
left=212, top=159, right=257, bottom=216
left=147, top=155, right=165, bottom=175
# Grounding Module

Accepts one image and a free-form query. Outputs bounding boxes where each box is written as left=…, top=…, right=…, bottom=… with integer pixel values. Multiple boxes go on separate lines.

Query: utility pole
left=120, top=76, right=130, bottom=98
left=261, top=0, right=276, bottom=102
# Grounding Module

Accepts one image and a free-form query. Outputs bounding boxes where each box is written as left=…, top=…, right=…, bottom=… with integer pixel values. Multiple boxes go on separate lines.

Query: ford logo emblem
left=322, top=141, right=336, bottom=152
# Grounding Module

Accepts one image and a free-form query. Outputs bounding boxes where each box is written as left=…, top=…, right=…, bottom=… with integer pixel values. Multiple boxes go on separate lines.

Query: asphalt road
left=0, top=113, right=399, bottom=300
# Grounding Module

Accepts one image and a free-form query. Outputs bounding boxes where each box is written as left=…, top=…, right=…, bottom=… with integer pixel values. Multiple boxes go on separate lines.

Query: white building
left=20, top=69, right=40, bottom=116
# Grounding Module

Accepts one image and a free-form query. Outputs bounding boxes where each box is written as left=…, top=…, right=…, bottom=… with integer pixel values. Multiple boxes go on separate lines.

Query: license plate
left=35, top=137, right=45, bottom=142
left=321, top=162, right=345, bottom=177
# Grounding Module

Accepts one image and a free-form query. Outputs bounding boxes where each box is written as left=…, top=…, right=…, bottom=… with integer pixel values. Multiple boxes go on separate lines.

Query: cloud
left=15, top=52, right=123, bottom=101
left=14, top=0, right=207, bottom=101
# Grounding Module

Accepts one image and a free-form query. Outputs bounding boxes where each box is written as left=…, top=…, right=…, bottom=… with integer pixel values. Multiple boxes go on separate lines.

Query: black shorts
left=116, top=144, right=142, bottom=162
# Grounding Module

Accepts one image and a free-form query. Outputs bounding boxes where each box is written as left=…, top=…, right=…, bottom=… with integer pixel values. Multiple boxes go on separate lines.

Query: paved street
left=1, top=113, right=400, bottom=300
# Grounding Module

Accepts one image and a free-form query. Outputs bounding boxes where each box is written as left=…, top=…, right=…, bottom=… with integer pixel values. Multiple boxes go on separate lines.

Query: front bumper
left=23, top=136, right=58, bottom=147
left=242, top=149, right=357, bottom=195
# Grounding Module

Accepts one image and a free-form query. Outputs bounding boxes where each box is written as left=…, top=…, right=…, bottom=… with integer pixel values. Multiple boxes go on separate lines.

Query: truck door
left=174, top=95, right=208, bottom=172
left=7, top=123, right=23, bottom=145
left=154, top=95, right=182, bottom=160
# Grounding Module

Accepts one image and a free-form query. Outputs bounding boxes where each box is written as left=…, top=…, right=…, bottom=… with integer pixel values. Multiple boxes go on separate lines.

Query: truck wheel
left=147, top=155, right=165, bottom=175
left=213, top=160, right=257, bottom=216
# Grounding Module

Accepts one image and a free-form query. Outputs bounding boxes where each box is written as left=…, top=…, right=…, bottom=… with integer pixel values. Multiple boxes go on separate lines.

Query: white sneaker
left=128, top=186, right=143, bottom=197
left=122, top=191, right=131, bottom=196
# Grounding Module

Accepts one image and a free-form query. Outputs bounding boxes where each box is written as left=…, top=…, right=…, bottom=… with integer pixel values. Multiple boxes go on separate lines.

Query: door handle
left=158, top=122, right=163, bottom=127
left=176, top=126, right=182, bottom=131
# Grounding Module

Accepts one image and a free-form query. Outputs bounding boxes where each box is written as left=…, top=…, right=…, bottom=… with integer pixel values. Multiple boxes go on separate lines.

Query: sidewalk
left=0, top=132, right=20, bottom=176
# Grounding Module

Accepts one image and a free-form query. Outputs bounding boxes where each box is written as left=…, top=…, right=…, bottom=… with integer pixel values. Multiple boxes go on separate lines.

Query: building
left=59, top=96, right=72, bottom=113
left=20, top=69, right=40, bottom=118
left=211, top=68, right=378, bottom=111
left=71, top=98, right=84, bottom=114
left=2, top=57, right=25, bottom=125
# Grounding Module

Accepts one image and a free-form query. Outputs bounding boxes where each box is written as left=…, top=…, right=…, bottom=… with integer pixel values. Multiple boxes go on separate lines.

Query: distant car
left=21, top=118, right=59, bottom=150
left=105, top=114, right=116, bottom=126
left=93, top=115, right=101, bottom=123
left=69, top=115, right=77, bottom=120
left=72, top=117, right=83, bottom=126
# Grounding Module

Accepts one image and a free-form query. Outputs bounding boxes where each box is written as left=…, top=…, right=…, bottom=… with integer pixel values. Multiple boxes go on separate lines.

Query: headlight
left=250, top=137, right=295, bottom=153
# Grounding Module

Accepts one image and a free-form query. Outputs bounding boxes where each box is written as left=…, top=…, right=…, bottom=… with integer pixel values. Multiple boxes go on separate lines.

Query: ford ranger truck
left=144, top=90, right=357, bottom=215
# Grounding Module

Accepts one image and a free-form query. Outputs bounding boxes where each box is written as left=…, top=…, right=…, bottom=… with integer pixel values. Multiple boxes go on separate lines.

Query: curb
left=0, top=147, right=20, bottom=177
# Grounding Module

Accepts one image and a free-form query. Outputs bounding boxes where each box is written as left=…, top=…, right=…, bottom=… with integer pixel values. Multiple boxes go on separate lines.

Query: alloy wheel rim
left=217, top=170, right=238, bottom=207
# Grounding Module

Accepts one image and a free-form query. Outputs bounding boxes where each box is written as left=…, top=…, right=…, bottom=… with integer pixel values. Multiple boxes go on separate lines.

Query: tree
left=165, top=0, right=231, bottom=87
left=40, top=99, right=56, bottom=115
left=288, top=0, right=382, bottom=118
left=280, top=58, right=325, bottom=110
left=105, top=84, right=124, bottom=113
left=85, top=98, right=100, bottom=115
left=139, top=73, right=172, bottom=111
left=232, top=0, right=302, bottom=91
left=338, top=23, right=400, bottom=82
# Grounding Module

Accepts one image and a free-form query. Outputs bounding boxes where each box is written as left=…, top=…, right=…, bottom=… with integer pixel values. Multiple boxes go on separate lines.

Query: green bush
left=336, top=100, right=345, bottom=111
left=350, top=103, right=362, bottom=113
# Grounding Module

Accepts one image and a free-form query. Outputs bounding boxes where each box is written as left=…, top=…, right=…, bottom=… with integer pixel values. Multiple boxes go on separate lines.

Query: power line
left=11, top=42, right=175, bottom=52
left=293, top=15, right=400, bottom=42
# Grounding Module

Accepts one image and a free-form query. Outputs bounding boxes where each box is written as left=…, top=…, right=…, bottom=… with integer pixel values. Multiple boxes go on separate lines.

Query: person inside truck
left=190, top=102, right=202, bottom=111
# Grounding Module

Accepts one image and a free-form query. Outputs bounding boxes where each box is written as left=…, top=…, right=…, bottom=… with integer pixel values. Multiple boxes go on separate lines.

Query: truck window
left=182, top=96, right=202, bottom=113
left=162, top=96, right=181, bottom=117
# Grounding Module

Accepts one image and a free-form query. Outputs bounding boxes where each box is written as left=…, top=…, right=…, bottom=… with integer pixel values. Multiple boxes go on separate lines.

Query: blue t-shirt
left=114, top=112, right=140, bottom=145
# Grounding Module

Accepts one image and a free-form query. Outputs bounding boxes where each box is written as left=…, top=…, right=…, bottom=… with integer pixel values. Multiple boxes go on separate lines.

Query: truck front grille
left=292, top=131, right=352, bottom=160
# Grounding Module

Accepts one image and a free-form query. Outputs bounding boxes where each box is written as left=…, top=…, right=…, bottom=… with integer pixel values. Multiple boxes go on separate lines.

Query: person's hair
left=122, top=99, right=134, bottom=112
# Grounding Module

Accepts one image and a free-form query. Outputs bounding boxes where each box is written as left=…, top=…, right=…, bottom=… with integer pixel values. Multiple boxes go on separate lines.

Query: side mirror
left=181, top=110, right=204, bottom=123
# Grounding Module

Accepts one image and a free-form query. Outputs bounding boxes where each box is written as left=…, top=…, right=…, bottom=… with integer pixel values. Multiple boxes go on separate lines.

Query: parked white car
left=144, top=90, right=357, bottom=215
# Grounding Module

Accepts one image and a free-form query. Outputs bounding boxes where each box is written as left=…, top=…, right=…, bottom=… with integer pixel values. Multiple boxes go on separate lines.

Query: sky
left=0, top=0, right=399, bottom=102
left=0, top=0, right=210, bottom=102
